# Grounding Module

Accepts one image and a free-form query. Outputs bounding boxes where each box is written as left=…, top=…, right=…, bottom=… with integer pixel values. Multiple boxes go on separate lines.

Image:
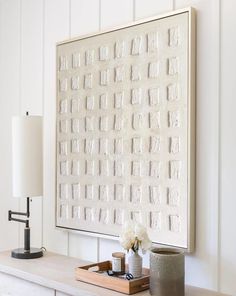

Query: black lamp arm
left=8, top=197, right=31, bottom=252
left=8, top=197, right=30, bottom=221
left=8, top=197, right=30, bottom=228
left=8, top=216, right=29, bottom=228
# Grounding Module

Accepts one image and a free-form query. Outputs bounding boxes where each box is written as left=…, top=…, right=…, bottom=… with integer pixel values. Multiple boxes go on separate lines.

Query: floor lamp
left=9, top=113, right=43, bottom=259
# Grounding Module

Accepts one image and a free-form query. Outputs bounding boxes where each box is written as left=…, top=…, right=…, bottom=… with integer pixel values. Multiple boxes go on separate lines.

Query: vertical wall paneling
left=43, top=0, right=70, bottom=254
left=175, top=0, right=220, bottom=290
left=19, top=0, right=44, bottom=250
left=68, top=233, right=98, bottom=262
left=2, top=1, right=236, bottom=294
left=70, top=0, right=100, bottom=38
left=99, top=238, right=122, bottom=262
left=135, top=0, right=173, bottom=20
left=100, top=0, right=133, bottom=28
left=41, top=0, right=45, bottom=248
left=21, top=0, right=43, bottom=114
left=0, top=0, right=21, bottom=251
left=220, top=0, right=236, bottom=294
left=67, top=0, right=100, bottom=259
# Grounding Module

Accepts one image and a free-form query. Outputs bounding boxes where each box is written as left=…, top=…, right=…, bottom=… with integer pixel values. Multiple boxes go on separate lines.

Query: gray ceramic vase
left=128, top=251, right=142, bottom=278
left=150, top=248, right=185, bottom=296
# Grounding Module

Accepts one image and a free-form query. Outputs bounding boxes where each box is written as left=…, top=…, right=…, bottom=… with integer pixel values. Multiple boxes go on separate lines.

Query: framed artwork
left=56, top=7, right=196, bottom=251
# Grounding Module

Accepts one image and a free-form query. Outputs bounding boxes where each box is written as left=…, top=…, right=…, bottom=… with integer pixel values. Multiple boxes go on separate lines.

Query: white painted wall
left=0, top=0, right=234, bottom=295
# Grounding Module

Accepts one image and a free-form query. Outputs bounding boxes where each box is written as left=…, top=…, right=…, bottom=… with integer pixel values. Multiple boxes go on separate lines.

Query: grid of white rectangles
left=56, top=12, right=190, bottom=248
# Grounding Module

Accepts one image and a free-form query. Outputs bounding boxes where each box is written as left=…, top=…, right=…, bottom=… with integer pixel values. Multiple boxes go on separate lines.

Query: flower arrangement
left=119, top=222, right=152, bottom=254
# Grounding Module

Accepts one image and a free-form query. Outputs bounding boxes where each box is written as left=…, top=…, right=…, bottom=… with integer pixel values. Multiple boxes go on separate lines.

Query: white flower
left=120, top=236, right=134, bottom=250
left=119, top=221, right=135, bottom=251
left=134, top=223, right=147, bottom=241
left=119, top=221, right=152, bottom=253
left=140, top=236, right=152, bottom=253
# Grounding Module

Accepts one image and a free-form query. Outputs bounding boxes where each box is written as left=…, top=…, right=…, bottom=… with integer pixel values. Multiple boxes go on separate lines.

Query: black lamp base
left=11, top=248, right=43, bottom=259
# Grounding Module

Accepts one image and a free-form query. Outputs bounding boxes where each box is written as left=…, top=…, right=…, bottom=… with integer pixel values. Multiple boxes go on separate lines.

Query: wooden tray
left=75, top=261, right=149, bottom=294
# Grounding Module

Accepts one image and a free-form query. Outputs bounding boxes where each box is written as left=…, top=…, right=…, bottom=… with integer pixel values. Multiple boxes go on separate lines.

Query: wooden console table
left=0, top=251, right=230, bottom=296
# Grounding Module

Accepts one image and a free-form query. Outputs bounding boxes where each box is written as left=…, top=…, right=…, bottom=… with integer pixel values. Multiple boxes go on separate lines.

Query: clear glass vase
left=128, top=251, right=143, bottom=278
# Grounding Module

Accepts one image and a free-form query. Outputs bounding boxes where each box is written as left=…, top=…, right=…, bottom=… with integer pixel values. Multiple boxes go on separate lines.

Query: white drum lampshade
left=10, top=115, right=44, bottom=259
left=12, top=116, right=43, bottom=198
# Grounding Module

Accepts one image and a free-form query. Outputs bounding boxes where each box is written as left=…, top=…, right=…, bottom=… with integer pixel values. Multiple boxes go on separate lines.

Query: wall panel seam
left=97, top=238, right=100, bottom=262
left=69, top=0, right=71, bottom=38
left=18, top=0, right=23, bottom=249
left=19, top=0, right=22, bottom=115
left=173, top=0, right=176, bottom=10
left=67, top=234, right=69, bottom=256
left=99, top=0, right=101, bottom=31
left=41, top=0, right=45, bottom=248
left=133, top=0, right=136, bottom=21
left=217, top=0, right=222, bottom=292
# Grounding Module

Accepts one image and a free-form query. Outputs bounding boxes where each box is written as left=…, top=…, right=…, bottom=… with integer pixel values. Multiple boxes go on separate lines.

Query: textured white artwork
left=60, top=183, right=69, bottom=200
left=72, top=183, right=80, bottom=200
left=56, top=8, right=195, bottom=251
left=59, top=141, right=68, bottom=155
left=150, top=136, right=161, bottom=153
left=59, top=99, right=68, bottom=114
left=131, top=88, right=142, bottom=105
left=86, top=96, right=94, bottom=110
left=149, top=88, right=159, bottom=106
left=100, top=70, right=109, bottom=85
left=84, top=73, right=93, bottom=89
left=147, top=32, right=158, bottom=52
left=115, top=138, right=123, bottom=154
left=148, top=62, right=159, bottom=78
left=59, top=56, right=68, bottom=71
left=85, top=50, right=94, bottom=65
left=72, top=52, right=80, bottom=68
left=115, top=66, right=125, bottom=82
left=71, top=98, right=79, bottom=113
left=100, top=138, right=109, bottom=155
left=167, top=83, right=179, bottom=101
left=131, top=65, right=141, bottom=81
left=99, top=46, right=109, bottom=61
left=169, top=27, right=180, bottom=47
left=71, top=118, right=79, bottom=133
left=149, top=186, right=161, bottom=205
left=115, top=41, right=125, bottom=58
left=100, top=93, right=108, bottom=109
left=59, top=79, right=67, bottom=92
left=71, top=76, right=80, bottom=90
